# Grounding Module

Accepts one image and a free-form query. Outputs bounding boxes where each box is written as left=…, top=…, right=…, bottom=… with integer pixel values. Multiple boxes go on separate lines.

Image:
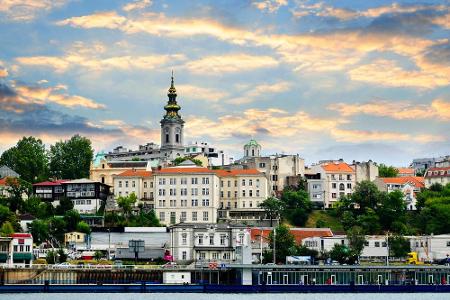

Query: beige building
left=90, top=152, right=150, bottom=191
left=373, top=176, right=425, bottom=210
left=113, top=169, right=154, bottom=207
left=309, top=161, right=356, bottom=208
left=153, top=163, right=221, bottom=225
left=216, top=169, right=269, bottom=223
left=351, top=160, right=379, bottom=183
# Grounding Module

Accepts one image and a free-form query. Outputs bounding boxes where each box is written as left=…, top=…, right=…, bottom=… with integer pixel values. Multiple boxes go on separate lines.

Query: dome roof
left=245, top=139, right=260, bottom=147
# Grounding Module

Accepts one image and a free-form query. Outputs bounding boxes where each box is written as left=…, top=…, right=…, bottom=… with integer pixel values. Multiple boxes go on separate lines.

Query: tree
left=63, top=209, right=81, bottom=232
left=0, top=221, right=14, bottom=237
left=173, top=157, right=203, bottom=166
left=281, top=189, right=312, bottom=227
left=76, top=221, right=91, bottom=234
left=356, top=209, right=381, bottom=234
left=0, top=136, right=48, bottom=183
left=22, top=196, right=41, bottom=215
left=48, top=217, right=67, bottom=243
left=389, top=235, right=411, bottom=258
left=294, top=244, right=318, bottom=259
left=351, top=181, right=380, bottom=213
left=28, top=220, right=49, bottom=244
left=378, top=164, right=399, bottom=178
left=378, top=190, right=406, bottom=230
left=268, top=224, right=295, bottom=263
left=36, top=202, right=55, bottom=219
left=5, top=177, right=30, bottom=212
left=49, top=135, right=94, bottom=179
left=329, top=244, right=353, bottom=265
left=117, top=193, right=137, bottom=220
left=46, top=251, right=57, bottom=264
left=57, top=248, right=67, bottom=263
left=0, top=205, right=11, bottom=225
left=347, top=226, right=366, bottom=261
left=259, top=197, right=285, bottom=227
left=55, top=197, right=74, bottom=215
left=94, top=250, right=103, bottom=261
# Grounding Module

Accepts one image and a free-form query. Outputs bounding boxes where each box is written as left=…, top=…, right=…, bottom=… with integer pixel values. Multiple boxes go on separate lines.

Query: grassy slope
left=305, top=210, right=344, bottom=232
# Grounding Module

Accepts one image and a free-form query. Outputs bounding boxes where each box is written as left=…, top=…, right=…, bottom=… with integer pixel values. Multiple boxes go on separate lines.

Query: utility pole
left=273, top=227, right=276, bottom=264
left=107, top=228, right=111, bottom=260
left=386, top=231, right=389, bottom=266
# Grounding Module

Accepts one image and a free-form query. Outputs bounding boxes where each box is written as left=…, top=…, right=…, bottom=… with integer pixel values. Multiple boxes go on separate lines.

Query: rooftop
left=115, top=169, right=152, bottom=178
left=33, top=179, right=68, bottom=186
left=380, top=176, right=425, bottom=188
left=322, top=162, right=354, bottom=173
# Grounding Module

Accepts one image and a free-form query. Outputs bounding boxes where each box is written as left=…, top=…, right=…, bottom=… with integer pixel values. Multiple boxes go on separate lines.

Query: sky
left=0, top=0, right=449, bottom=167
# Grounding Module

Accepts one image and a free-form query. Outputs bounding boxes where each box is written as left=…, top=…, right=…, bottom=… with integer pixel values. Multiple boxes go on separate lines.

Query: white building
left=374, top=176, right=425, bottom=210
left=409, top=234, right=450, bottom=261
left=169, top=223, right=250, bottom=263
left=113, top=169, right=154, bottom=207
left=153, top=162, right=221, bottom=225
left=185, top=141, right=233, bottom=166
left=425, top=166, right=450, bottom=188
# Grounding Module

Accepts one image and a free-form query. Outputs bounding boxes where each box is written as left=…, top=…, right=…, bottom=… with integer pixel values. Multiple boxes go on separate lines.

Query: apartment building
left=61, top=179, right=110, bottom=214
left=216, top=169, right=269, bottom=223
left=374, top=176, right=425, bottom=210
left=113, top=169, right=154, bottom=207
left=424, top=166, right=450, bottom=188
left=153, top=163, right=220, bottom=225
left=309, top=161, right=356, bottom=208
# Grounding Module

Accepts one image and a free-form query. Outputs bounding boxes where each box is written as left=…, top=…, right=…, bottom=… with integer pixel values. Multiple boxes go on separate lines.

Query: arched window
left=339, top=183, right=345, bottom=191
left=176, top=133, right=180, bottom=143
left=246, top=150, right=249, bottom=156
left=252, top=149, right=255, bottom=156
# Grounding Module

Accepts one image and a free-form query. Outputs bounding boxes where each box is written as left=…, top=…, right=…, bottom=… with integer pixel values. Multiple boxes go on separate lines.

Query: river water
left=1, top=293, right=448, bottom=300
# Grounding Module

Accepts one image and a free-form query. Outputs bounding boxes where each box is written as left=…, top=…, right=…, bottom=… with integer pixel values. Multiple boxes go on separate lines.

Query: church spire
left=164, top=71, right=181, bottom=119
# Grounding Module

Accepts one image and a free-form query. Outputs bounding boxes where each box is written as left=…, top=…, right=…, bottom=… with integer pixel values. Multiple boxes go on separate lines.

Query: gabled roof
left=116, top=169, right=152, bottom=178
left=215, top=169, right=262, bottom=177
left=380, top=176, right=425, bottom=188
left=322, top=162, right=354, bottom=173
left=426, top=166, right=450, bottom=178
left=396, top=168, right=414, bottom=175
left=156, top=167, right=215, bottom=174
left=33, top=179, right=68, bottom=186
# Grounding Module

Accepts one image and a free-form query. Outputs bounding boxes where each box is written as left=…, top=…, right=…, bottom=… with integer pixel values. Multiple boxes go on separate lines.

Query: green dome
left=245, top=139, right=260, bottom=147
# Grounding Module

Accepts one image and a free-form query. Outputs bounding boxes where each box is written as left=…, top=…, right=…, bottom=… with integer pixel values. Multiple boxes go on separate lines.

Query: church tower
left=160, top=73, right=185, bottom=159
left=243, top=139, right=261, bottom=158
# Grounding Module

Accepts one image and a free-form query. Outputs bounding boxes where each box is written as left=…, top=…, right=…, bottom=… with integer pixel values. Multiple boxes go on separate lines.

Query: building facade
left=185, top=141, right=233, bottom=166
left=32, top=180, right=68, bottom=203
left=113, top=169, right=154, bottom=207
left=62, top=179, right=110, bottom=214
left=153, top=164, right=220, bottom=225
left=425, top=166, right=450, bottom=188
left=374, top=176, right=425, bottom=210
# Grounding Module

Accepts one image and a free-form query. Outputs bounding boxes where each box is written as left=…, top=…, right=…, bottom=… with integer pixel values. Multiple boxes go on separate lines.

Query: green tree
left=57, top=248, right=67, bottom=263
left=356, top=208, right=381, bottom=234
left=117, top=193, right=137, bottom=220
left=259, top=197, right=285, bottom=227
left=36, top=202, right=55, bottom=219
left=329, top=244, right=354, bottom=265
left=63, top=209, right=81, bottom=232
left=0, top=205, right=11, bottom=225
left=294, top=244, right=318, bottom=259
left=22, top=196, right=42, bottom=215
left=268, top=224, right=295, bottom=263
left=0, top=136, right=48, bottom=183
left=173, top=157, right=203, bottom=166
left=49, top=135, right=94, bottom=179
left=5, top=177, right=30, bottom=212
left=46, top=251, right=57, bottom=264
left=0, top=221, right=15, bottom=236
left=347, top=226, right=366, bottom=261
left=48, top=217, right=67, bottom=243
left=55, top=197, right=74, bottom=215
left=378, top=190, right=406, bottom=230
left=389, top=235, right=411, bottom=258
left=281, top=189, right=312, bottom=227
left=28, top=220, right=49, bottom=244
left=351, top=181, right=380, bottom=213
left=94, top=250, right=103, bottom=261
left=378, top=164, right=399, bottom=178
left=76, top=221, right=91, bottom=234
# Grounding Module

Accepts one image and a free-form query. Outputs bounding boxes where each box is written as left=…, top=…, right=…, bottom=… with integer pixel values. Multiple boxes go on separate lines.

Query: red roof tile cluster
left=10, top=233, right=32, bottom=238
left=156, top=167, right=215, bottom=174
left=396, top=168, right=415, bottom=175
left=33, top=179, right=68, bottom=186
left=426, top=167, right=450, bottom=178
left=0, top=178, right=7, bottom=186
left=380, top=176, right=425, bottom=188
left=116, top=169, right=152, bottom=177
left=250, top=228, right=333, bottom=244
left=322, top=162, right=354, bottom=173
left=215, top=169, right=262, bottom=177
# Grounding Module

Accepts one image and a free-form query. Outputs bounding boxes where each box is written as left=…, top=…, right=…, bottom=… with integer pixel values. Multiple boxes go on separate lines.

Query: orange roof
left=396, top=168, right=414, bottom=175
left=250, top=228, right=333, bottom=244
left=381, top=176, right=425, bottom=188
left=290, top=228, right=334, bottom=244
left=322, top=162, right=354, bottom=173
left=116, top=169, right=152, bottom=177
left=156, top=167, right=214, bottom=174
left=0, top=178, right=7, bottom=186
left=0, top=177, right=18, bottom=186
left=215, top=169, right=262, bottom=177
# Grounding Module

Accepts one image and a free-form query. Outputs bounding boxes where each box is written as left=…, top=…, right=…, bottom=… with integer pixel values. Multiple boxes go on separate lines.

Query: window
left=227, top=191, right=231, bottom=198
left=249, top=179, right=253, bottom=186
left=332, top=183, right=337, bottom=189
left=182, top=251, right=187, bottom=260
left=175, top=133, right=179, bottom=143
left=202, top=177, right=210, bottom=184
left=165, top=134, right=169, bottom=143
left=235, top=180, right=238, bottom=187
left=170, top=212, right=176, bottom=224
left=249, top=201, right=253, bottom=207
left=202, top=188, right=209, bottom=195
left=170, top=178, right=176, bottom=185
left=159, top=178, right=166, bottom=185
left=132, top=181, right=136, bottom=187
left=181, top=178, right=187, bottom=185
left=191, top=199, right=198, bottom=206
left=227, top=181, right=231, bottom=187
left=339, top=174, right=343, bottom=180
left=144, top=192, right=147, bottom=199
left=234, top=191, right=238, bottom=198
left=249, top=190, right=253, bottom=197
left=125, top=181, right=129, bottom=188
left=332, top=193, right=337, bottom=199
left=242, top=179, right=246, bottom=186
left=144, top=182, right=147, bottom=188
left=347, top=183, right=352, bottom=189
left=203, top=211, right=209, bottom=221
left=182, top=233, right=187, bottom=245
left=272, top=175, right=278, bottom=181
left=191, top=178, right=198, bottom=184
left=159, top=212, right=165, bottom=221
left=220, top=180, right=224, bottom=187
left=259, top=163, right=266, bottom=168
left=181, top=188, right=187, bottom=196
left=382, top=242, right=387, bottom=247
left=180, top=211, right=187, bottom=222
left=118, top=181, right=122, bottom=188
left=242, top=190, right=246, bottom=197
left=220, top=234, right=226, bottom=245
left=242, top=201, right=245, bottom=208
left=212, top=252, right=219, bottom=260
left=331, top=174, right=336, bottom=180
left=347, top=174, right=351, bottom=180
left=191, top=188, right=198, bottom=196
left=339, top=183, right=345, bottom=191
left=256, top=190, right=260, bottom=197
left=447, top=241, right=450, bottom=247
left=192, top=211, right=197, bottom=221
left=375, top=241, right=380, bottom=247
left=202, top=199, right=210, bottom=206
left=198, top=234, right=203, bottom=245
left=209, top=235, right=214, bottom=245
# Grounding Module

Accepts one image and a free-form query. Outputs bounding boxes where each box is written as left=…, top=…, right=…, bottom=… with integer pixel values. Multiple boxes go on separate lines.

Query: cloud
left=184, top=54, right=279, bottom=74
left=348, top=59, right=450, bottom=89
left=0, top=80, right=105, bottom=110
left=16, top=42, right=186, bottom=72
left=253, top=0, right=288, bottom=13
left=122, top=0, right=152, bottom=12
left=227, top=81, right=292, bottom=104
left=328, top=99, right=450, bottom=121
left=0, top=61, right=9, bottom=77
left=175, top=85, right=228, bottom=102
left=56, top=11, right=127, bottom=29
left=0, top=0, right=69, bottom=22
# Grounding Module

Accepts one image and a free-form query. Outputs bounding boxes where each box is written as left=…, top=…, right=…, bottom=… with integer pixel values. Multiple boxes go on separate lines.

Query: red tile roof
left=426, top=167, right=450, bottom=178
left=396, top=168, right=414, bottom=175
left=0, top=178, right=7, bottom=186
left=156, top=167, right=215, bottom=174
left=33, top=180, right=68, bottom=186
left=215, top=169, right=262, bottom=177
left=116, top=169, right=152, bottom=177
left=322, top=162, right=354, bottom=173
left=0, top=177, right=19, bottom=186
left=380, top=176, right=425, bottom=188
left=11, top=233, right=32, bottom=238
